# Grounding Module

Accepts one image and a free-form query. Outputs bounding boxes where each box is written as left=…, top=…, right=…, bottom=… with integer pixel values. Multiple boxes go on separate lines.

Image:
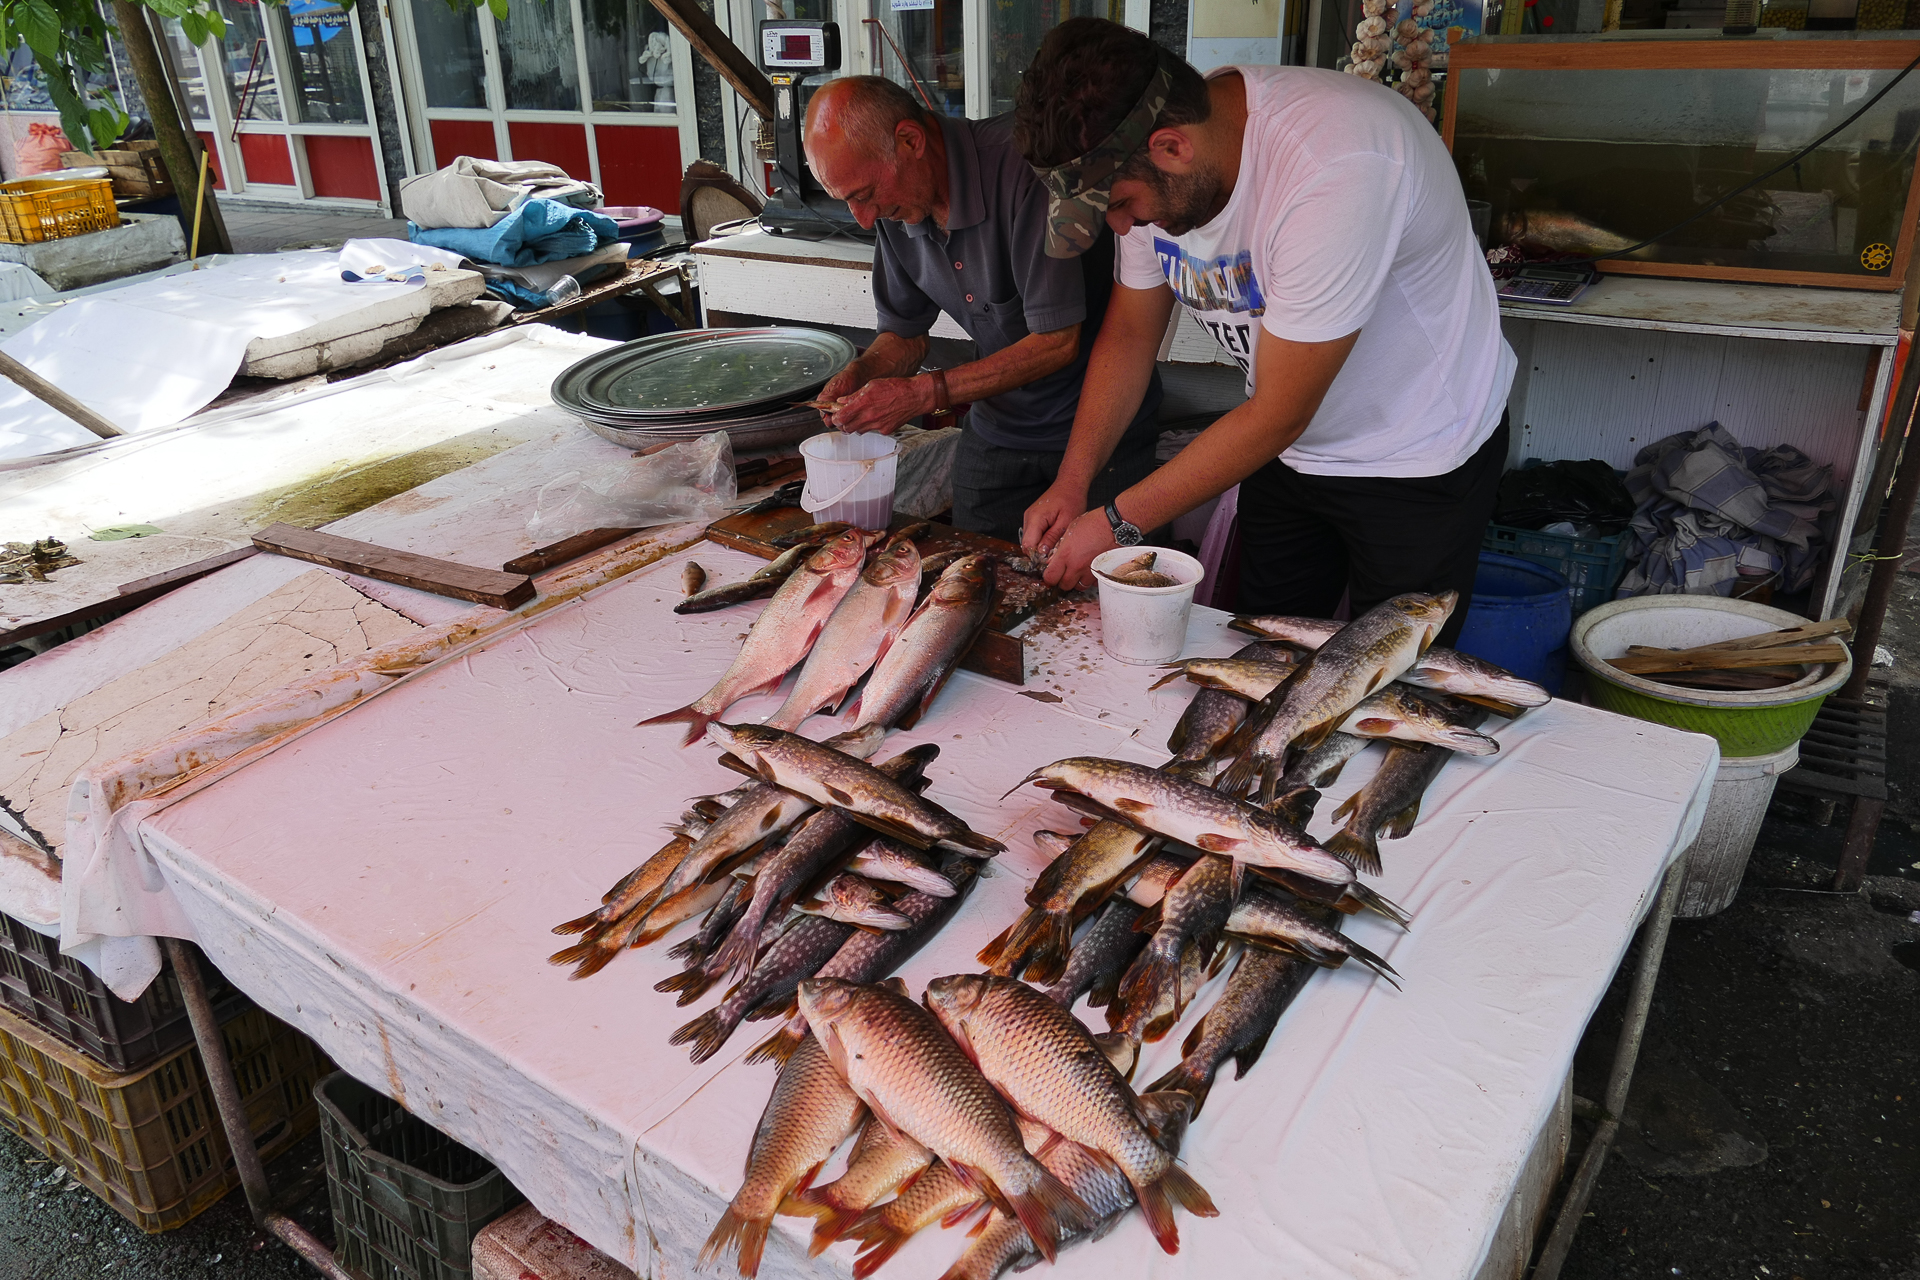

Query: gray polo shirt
left=871, top=113, right=1160, bottom=453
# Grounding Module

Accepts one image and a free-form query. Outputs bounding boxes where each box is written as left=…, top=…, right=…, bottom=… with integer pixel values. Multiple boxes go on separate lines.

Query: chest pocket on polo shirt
left=980, top=295, right=1030, bottom=345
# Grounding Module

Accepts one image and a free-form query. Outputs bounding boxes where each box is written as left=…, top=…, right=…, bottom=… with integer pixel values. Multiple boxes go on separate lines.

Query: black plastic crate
left=0, top=913, right=244, bottom=1072
left=316, top=1072, right=524, bottom=1280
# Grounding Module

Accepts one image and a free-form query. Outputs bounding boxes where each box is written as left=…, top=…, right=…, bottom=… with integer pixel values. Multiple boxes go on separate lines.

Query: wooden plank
left=503, top=530, right=638, bottom=576
left=0, top=350, right=123, bottom=440
left=116, top=545, right=257, bottom=596
left=1607, top=644, right=1848, bottom=675
left=253, top=522, right=536, bottom=610
left=645, top=0, right=776, bottom=120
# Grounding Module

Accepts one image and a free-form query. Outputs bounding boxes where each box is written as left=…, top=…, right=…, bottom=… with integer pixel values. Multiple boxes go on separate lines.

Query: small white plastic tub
left=800, top=431, right=897, bottom=530
left=1093, top=546, right=1205, bottom=666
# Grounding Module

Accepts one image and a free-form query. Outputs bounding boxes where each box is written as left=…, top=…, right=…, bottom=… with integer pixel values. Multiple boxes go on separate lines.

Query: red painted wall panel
left=194, top=132, right=226, bottom=189
left=593, top=123, right=682, bottom=211
left=237, top=133, right=295, bottom=186
left=507, top=121, right=591, bottom=185
left=305, top=135, right=381, bottom=201
left=429, top=118, right=497, bottom=166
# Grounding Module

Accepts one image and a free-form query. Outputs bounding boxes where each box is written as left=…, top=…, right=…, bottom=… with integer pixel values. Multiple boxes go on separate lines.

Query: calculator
left=1496, top=264, right=1598, bottom=306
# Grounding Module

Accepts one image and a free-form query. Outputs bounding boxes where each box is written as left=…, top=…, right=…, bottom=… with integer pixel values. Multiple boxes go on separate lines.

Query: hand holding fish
left=827, top=373, right=934, bottom=436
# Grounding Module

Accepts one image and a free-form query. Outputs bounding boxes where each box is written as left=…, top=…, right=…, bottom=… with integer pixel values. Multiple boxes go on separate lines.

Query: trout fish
left=767, top=535, right=922, bottom=731
left=851, top=553, right=995, bottom=731
left=699, top=1032, right=865, bottom=1279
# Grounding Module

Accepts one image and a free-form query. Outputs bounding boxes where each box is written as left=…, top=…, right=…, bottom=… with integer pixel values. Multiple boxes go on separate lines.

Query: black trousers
left=951, top=424, right=1162, bottom=545
left=1236, top=414, right=1509, bottom=650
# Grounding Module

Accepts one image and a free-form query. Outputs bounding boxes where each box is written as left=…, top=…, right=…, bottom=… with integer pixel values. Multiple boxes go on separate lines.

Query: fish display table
left=71, top=542, right=1716, bottom=1280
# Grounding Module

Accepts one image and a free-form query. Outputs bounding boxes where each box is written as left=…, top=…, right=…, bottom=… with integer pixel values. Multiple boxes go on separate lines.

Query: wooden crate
left=61, top=145, right=172, bottom=199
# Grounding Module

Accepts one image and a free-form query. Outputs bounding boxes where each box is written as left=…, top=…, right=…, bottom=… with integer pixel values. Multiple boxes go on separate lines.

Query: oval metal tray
left=569, top=405, right=826, bottom=453
left=551, top=328, right=854, bottom=420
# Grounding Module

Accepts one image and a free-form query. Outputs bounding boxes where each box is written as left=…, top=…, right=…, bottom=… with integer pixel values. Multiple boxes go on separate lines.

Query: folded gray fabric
left=400, top=156, right=604, bottom=230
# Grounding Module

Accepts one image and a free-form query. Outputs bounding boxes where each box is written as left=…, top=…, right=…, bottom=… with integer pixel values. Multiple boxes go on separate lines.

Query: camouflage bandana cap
left=1035, top=58, right=1174, bottom=258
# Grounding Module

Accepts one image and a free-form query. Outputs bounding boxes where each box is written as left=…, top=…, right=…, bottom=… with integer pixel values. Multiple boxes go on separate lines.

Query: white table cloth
left=87, top=544, right=1714, bottom=1279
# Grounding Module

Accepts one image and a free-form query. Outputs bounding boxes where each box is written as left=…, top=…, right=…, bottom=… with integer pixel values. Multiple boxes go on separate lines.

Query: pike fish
left=676, top=542, right=821, bottom=615
left=767, top=536, right=922, bottom=731
left=1152, top=655, right=1292, bottom=700
left=1108, top=940, right=1205, bottom=1046
left=699, top=1033, right=865, bottom=1279
left=795, top=978, right=1090, bottom=1263
left=645, top=529, right=873, bottom=743
left=1012, top=757, right=1358, bottom=891
left=672, top=914, right=857, bottom=1063
left=1225, top=890, right=1400, bottom=984
left=1122, top=853, right=1192, bottom=909
left=1043, top=897, right=1148, bottom=1011
left=1116, top=855, right=1237, bottom=1044
left=654, top=877, right=755, bottom=1004
left=1230, top=615, right=1550, bottom=709
left=1218, top=592, right=1456, bottom=802
left=846, top=840, right=956, bottom=897
left=851, top=553, right=995, bottom=731
left=1339, top=686, right=1500, bottom=757
left=845, top=1163, right=982, bottom=1278
left=924, top=974, right=1214, bottom=1254
left=1143, top=943, right=1317, bottom=1115
left=1324, top=718, right=1481, bottom=874
left=784, top=1117, right=933, bottom=1256
left=748, top=855, right=981, bottom=1066
left=708, top=723, right=1005, bottom=854
left=978, top=820, right=1158, bottom=984
left=548, top=829, right=702, bottom=979
left=1164, top=641, right=1288, bottom=766
left=1267, top=732, right=1372, bottom=827
left=797, top=872, right=912, bottom=931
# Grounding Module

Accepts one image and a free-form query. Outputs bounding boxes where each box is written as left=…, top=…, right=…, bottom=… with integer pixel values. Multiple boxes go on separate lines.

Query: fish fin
left=1143, top=1063, right=1214, bottom=1120
left=652, top=966, right=719, bottom=1005
left=1111, top=796, right=1152, bottom=816
left=1149, top=667, right=1188, bottom=691
left=982, top=907, right=1057, bottom=981
left=1135, top=1090, right=1197, bottom=1150
left=1231, top=1027, right=1276, bottom=1079
left=880, top=976, right=910, bottom=997
left=715, top=751, right=764, bottom=781
left=1454, top=693, right=1525, bottom=718
left=1271, top=787, right=1320, bottom=828
left=1165, top=716, right=1190, bottom=755
left=1351, top=718, right=1396, bottom=735
left=547, top=936, right=619, bottom=979
left=1178, top=1015, right=1208, bottom=1059
left=1213, top=753, right=1262, bottom=799
left=824, top=782, right=857, bottom=806
left=635, top=703, right=717, bottom=749
left=1160, top=757, right=1210, bottom=783
left=743, top=1020, right=806, bottom=1066
left=744, top=996, right=799, bottom=1023
left=1386, top=798, right=1422, bottom=841
left=846, top=811, right=934, bottom=850
left=709, top=924, right=763, bottom=985
left=802, top=1203, right=866, bottom=1256
left=849, top=1227, right=910, bottom=1279
left=1227, top=858, right=1245, bottom=902
left=1091, top=1031, right=1137, bottom=1077
left=1345, top=882, right=1412, bottom=929
left=1116, top=949, right=1178, bottom=1024
left=1322, top=827, right=1382, bottom=878
left=942, top=1198, right=994, bottom=1231
left=1293, top=719, right=1338, bottom=753
left=667, top=1008, right=736, bottom=1064
left=1346, top=938, right=1404, bottom=988
left=946, top=828, right=1007, bottom=855
left=697, top=1206, right=772, bottom=1278
left=1131, top=901, right=1163, bottom=935
left=1327, top=792, right=1360, bottom=825
left=550, top=906, right=603, bottom=936
left=1003, top=1168, right=1089, bottom=1266
left=1131, top=1163, right=1218, bottom=1255
left=1193, top=832, right=1244, bottom=854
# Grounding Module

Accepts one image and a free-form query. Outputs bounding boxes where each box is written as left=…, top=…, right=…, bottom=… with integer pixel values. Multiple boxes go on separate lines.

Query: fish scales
left=845, top=1163, right=981, bottom=1278
left=672, top=915, right=857, bottom=1063
left=768, top=536, right=922, bottom=732
left=1117, top=854, right=1236, bottom=1038
left=1043, top=897, right=1149, bottom=1009
left=852, top=553, right=994, bottom=731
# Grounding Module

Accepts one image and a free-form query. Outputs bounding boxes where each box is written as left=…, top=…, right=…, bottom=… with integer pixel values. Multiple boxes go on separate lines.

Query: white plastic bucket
left=800, top=432, right=898, bottom=530
left=1674, top=741, right=1799, bottom=918
left=1093, top=546, right=1205, bottom=666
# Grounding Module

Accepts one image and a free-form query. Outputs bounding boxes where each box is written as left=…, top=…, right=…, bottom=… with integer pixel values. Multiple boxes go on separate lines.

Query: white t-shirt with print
left=1117, top=65, right=1516, bottom=478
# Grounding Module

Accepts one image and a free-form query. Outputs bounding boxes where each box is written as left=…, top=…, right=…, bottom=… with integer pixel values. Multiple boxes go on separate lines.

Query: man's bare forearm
left=941, top=325, right=1078, bottom=405
left=854, top=331, right=929, bottom=381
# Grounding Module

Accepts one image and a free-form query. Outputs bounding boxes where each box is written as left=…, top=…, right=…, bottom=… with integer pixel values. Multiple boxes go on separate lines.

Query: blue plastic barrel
left=1453, top=551, right=1574, bottom=695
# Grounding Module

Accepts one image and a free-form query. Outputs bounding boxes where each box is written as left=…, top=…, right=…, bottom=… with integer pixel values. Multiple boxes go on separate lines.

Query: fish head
left=865, top=536, right=923, bottom=587
left=1388, top=591, right=1458, bottom=646
left=932, top=553, right=993, bottom=604
left=796, top=976, right=863, bottom=1027
left=922, top=972, right=990, bottom=1023
left=1031, top=830, right=1078, bottom=856
left=808, top=528, right=871, bottom=573
left=821, top=722, right=888, bottom=760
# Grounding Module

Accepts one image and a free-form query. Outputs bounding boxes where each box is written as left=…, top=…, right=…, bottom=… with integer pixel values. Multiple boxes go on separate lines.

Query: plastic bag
left=527, top=431, right=736, bottom=543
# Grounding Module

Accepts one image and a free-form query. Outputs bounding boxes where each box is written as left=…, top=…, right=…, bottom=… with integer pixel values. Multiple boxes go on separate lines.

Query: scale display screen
left=759, top=22, right=839, bottom=70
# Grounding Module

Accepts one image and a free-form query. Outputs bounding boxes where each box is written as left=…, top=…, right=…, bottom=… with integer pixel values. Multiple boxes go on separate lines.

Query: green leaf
left=486, top=0, right=508, bottom=20
left=203, top=8, right=224, bottom=37
left=16, top=0, right=58, bottom=59
left=87, top=525, right=164, bottom=541
left=179, top=9, right=206, bottom=44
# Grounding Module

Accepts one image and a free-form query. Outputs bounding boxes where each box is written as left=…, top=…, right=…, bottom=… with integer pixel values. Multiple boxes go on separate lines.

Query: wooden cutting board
left=703, top=508, right=1062, bottom=686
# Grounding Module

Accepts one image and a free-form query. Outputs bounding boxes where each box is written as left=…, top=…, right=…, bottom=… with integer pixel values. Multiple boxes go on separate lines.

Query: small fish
left=1111, top=551, right=1157, bottom=576
left=1499, top=207, right=1638, bottom=256
left=1042, top=896, right=1148, bottom=1010
left=798, top=872, right=913, bottom=931
left=772, top=520, right=854, bottom=549
left=1266, top=732, right=1372, bottom=827
left=548, top=828, right=702, bottom=979
left=796, top=978, right=1091, bottom=1264
left=645, top=530, right=873, bottom=741
left=1225, top=890, right=1400, bottom=984
left=850, top=553, right=995, bottom=732
left=1165, top=641, right=1286, bottom=766
left=1339, top=686, right=1499, bottom=757
left=1324, top=713, right=1483, bottom=874
left=709, top=723, right=1005, bottom=855
left=698, top=1033, right=865, bottom=1278
left=747, top=855, right=981, bottom=1066
left=1115, top=855, right=1237, bottom=1045
left=924, top=974, right=1215, bottom=1254
left=1005, top=546, right=1051, bottom=576
left=846, top=840, right=957, bottom=897
left=670, top=915, right=857, bottom=1063
left=767, top=535, right=921, bottom=732
left=682, top=561, right=707, bottom=596
left=978, top=820, right=1159, bottom=985
left=1151, top=655, right=1292, bottom=699
left=675, top=542, right=819, bottom=615
left=844, top=1163, right=982, bottom=1278
left=1111, top=570, right=1180, bottom=588
left=1218, top=592, right=1456, bottom=803
left=783, top=1117, right=932, bottom=1256
left=1143, top=943, right=1317, bottom=1115
left=655, top=877, right=755, bottom=1004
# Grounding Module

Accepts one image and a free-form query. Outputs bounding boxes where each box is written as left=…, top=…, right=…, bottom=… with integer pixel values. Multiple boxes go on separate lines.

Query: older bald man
left=803, top=76, right=1161, bottom=543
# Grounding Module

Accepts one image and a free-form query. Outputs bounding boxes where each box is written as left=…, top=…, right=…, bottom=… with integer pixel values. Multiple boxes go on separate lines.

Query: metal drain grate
left=1775, top=676, right=1890, bottom=889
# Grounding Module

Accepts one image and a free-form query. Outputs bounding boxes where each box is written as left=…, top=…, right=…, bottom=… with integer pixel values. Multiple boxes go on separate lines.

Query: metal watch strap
left=1105, top=500, right=1144, bottom=546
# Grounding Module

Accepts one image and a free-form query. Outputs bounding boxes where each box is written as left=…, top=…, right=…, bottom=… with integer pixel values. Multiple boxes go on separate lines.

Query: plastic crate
left=317, top=1072, right=524, bottom=1280
left=0, top=913, right=244, bottom=1072
left=1482, top=522, right=1631, bottom=616
left=0, top=999, right=325, bottom=1231
left=0, top=176, right=120, bottom=244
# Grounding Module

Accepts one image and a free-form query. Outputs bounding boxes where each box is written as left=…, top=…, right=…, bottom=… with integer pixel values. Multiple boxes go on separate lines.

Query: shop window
left=584, top=0, right=675, bottom=113
left=409, top=0, right=488, bottom=109
left=160, top=20, right=216, bottom=123
left=988, top=0, right=1121, bottom=117
left=496, top=0, right=581, bottom=112
left=872, top=0, right=964, bottom=118
left=211, top=0, right=283, bottom=121
left=275, top=0, right=368, bottom=124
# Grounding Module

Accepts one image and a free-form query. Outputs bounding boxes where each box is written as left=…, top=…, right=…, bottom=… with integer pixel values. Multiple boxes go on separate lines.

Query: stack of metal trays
left=550, top=327, right=855, bottom=452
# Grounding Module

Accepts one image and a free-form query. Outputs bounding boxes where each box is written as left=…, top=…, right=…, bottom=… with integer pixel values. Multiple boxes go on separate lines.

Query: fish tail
left=1148, top=666, right=1188, bottom=691
left=1022, top=911, right=1076, bottom=987
left=1346, top=882, right=1412, bottom=929
left=550, top=906, right=604, bottom=936
left=948, top=828, right=1007, bottom=854
left=1214, top=752, right=1262, bottom=799
left=548, top=936, right=619, bottom=980
left=653, top=966, right=718, bottom=1006
left=795, top=1203, right=862, bottom=1256
left=668, top=1007, right=738, bottom=1064
left=1117, top=947, right=1176, bottom=1012
left=850, top=1230, right=906, bottom=1279
left=1347, top=937, right=1403, bottom=988
left=1142, top=1062, right=1214, bottom=1118
left=1132, top=1163, right=1218, bottom=1254
left=1327, top=792, right=1360, bottom=825
left=1322, top=827, right=1383, bottom=877
left=635, top=702, right=716, bottom=748
left=708, top=927, right=762, bottom=984
left=1005, top=1169, right=1088, bottom=1265
left=698, top=1205, right=771, bottom=1278
left=743, top=1018, right=806, bottom=1066
left=979, top=907, right=1046, bottom=979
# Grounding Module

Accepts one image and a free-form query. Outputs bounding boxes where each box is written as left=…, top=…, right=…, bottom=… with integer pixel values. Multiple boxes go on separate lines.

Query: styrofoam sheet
left=107, top=542, right=1722, bottom=1279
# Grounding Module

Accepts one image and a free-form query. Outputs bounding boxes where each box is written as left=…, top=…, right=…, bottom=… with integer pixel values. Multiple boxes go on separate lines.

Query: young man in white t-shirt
left=1013, top=18, right=1515, bottom=646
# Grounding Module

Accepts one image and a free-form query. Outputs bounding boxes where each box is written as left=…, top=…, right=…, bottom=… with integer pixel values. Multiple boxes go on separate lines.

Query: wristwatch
left=1104, top=500, right=1144, bottom=547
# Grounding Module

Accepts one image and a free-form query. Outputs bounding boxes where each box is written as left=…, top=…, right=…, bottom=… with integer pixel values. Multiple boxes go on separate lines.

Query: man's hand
left=1020, top=480, right=1088, bottom=558
left=1042, top=507, right=1118, bottom=591
left=817, top=363, right=869, bottom=415
left=830, top=374, right=931, bottom=435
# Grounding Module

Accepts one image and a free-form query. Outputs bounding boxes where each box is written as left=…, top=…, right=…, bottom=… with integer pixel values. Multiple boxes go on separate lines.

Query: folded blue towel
left=409, top=197, right=618, bottom=267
